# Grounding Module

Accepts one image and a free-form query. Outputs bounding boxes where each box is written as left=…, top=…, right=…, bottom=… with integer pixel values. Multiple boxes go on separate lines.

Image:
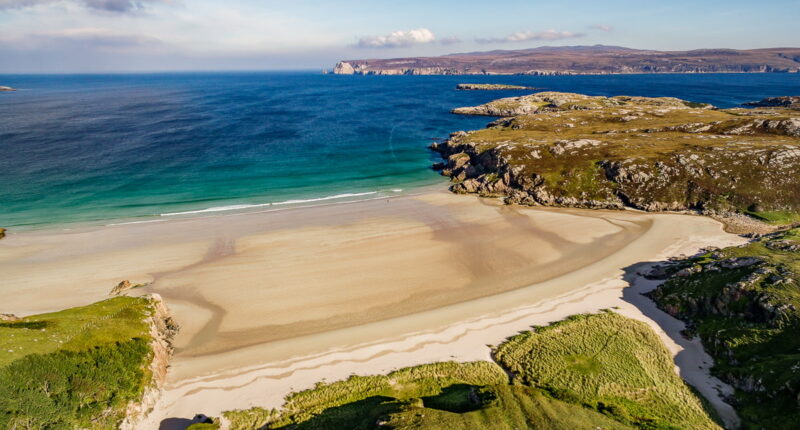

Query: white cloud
left=591, top=24, right=613, bottom=32
left=356, top=28, right=436, bottom=48
left=476, top=29, right=585, bottom=44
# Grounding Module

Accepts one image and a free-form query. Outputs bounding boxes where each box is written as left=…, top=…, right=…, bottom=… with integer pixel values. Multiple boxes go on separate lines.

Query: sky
left=0, top=0, right=798, bottom=73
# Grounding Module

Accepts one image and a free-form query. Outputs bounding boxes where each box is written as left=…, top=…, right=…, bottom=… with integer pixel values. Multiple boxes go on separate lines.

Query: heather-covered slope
left=432, top=91, right=800, bottom=218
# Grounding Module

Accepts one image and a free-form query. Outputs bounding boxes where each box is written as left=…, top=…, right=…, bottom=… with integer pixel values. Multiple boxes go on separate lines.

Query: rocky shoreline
left=455, top=83, right=538, bottom=91
left=432, top=92, right=800, bottom=231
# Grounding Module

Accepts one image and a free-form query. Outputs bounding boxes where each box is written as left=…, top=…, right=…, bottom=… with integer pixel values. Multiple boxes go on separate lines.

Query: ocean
left=0, top=72, right=797, bottom=230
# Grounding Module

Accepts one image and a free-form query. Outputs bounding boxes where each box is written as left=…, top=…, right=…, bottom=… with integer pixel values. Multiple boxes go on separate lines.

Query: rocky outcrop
left=0, top=86, right=15, bottom=92
left=0, top=228, right=5, bottom=239
left=0, top=313, right=21, bottom=322
left=434, top=92, right=800, bottom=216
left=744, top=96, right=800, bottom=110
left=119, top=294, right=179, bottom=430
left=110, top=279, right=149, bottom=296
left=455, top=84, right=537, bottom=91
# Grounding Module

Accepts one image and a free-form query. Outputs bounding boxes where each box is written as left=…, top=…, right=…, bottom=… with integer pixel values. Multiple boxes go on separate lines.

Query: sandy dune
left=0, top=189, right=746, bottom=429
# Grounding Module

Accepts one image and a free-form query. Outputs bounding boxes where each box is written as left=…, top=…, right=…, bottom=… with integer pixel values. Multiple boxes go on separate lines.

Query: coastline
left=0, top=186, right=746, bottom=428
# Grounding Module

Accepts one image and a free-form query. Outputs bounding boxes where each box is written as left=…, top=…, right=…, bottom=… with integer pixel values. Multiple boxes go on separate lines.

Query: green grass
left=225, top=312, right=720, bottom=430
left=744, top=210, right=800, bottom=225
left=651, top=228, right=800, bottom=429
left=494, top=311, right=721, bottom=430
left=0, top=297, right=157, bottom=429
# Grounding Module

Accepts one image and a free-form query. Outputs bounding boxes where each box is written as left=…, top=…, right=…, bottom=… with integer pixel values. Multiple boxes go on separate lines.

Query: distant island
left=333, top=45, right=800, bottom=75
left=0, top=86, right=16, bottom=91
left=455, top=83, right=538, bottom=91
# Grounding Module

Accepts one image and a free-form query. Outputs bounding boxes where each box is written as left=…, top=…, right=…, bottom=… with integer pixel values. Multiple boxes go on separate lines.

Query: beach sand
left=0, top=189, right=746, bottom=429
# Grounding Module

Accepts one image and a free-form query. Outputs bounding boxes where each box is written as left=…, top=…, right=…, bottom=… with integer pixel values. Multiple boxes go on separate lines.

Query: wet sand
left=0, top=189, right=746, bottom=429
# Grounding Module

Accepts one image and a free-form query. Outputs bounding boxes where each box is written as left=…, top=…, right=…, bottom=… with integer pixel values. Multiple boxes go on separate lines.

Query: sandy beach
left=0, top=188, right=746, bottom=429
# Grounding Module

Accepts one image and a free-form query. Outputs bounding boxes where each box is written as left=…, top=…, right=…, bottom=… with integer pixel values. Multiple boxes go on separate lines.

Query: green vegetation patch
left=494, top=311, right=721, bottom=430
left=0, top=297, right=156, bottom=429
left=651, top=228, right=800, bottom=429
left=225, top=312, right=720, bottom=430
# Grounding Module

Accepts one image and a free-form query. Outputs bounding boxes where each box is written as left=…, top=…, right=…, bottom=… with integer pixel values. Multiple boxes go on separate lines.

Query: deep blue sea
left=0, top=72, right=798, bottom=230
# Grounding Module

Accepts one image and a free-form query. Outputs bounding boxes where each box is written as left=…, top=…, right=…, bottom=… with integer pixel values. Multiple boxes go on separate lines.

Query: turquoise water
left=0, top=72, right=798, bottom=229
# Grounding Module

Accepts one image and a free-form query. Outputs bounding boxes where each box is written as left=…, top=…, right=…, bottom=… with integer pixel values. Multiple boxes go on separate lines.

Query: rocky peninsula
left=456, top=83, right=537, bottom=91
left=744, top=95, right=800, bottom=110
left=432, top=91, right=800, bottom=225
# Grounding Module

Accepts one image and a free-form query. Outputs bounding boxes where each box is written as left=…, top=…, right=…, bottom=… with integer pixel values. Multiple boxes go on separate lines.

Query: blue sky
left=0, top=0, right=798, bottom=72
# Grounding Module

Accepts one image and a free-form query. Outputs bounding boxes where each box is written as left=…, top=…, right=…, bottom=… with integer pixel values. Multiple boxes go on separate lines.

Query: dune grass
left=0, top=297, right=157, bottom=429
left=225, top=312, right=720, bottom=430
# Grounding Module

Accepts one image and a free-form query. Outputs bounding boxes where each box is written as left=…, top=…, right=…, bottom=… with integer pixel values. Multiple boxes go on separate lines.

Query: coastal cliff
left=432, top=92, right=800, bottom=221
left=334, top=45, right=800, bottom=75
left=649, top=229, right=800, bottom=429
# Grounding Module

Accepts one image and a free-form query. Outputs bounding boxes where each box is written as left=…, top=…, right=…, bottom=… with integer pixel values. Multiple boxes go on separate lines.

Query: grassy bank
left=0, top=296, right=160, bottom=429
left=224, top=311, right=720, bottom=430
left=651, top=228, right=800, bottom=429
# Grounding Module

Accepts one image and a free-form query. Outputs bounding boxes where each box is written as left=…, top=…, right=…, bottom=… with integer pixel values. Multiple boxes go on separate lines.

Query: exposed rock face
left=110, top=279, right=149, bottom=296
left=0, top=228, right=5, bottom=239
left=119, top=294, right=179, bottom=430
left=649, top=230, right=800, bottom=427
left=333, top=45, right=800, bottom=75
left=455, top=83, right=537, bottom=91
left=433, top=92, right=800, bottom=215
left=744, top=96, right=800, bottom=110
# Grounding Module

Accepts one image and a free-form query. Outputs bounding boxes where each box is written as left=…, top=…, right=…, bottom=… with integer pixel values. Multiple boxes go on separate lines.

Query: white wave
left=106, top=219, right=168, bottom=226
left=270, top=191, right=378, bottom=206
left=161, top=203, right=272, bottom=217
left=391, top=188, right=403, bottom=193
left=160, top=191, right=380, bottom=216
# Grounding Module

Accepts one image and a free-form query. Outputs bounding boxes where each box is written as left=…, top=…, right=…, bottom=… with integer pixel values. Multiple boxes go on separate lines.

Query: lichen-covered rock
left=435, top=92, right=800, bottom=215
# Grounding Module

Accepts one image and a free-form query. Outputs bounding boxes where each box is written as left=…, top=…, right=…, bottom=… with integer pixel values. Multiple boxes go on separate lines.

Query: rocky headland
left=455, top=83, right=538, bottom=91
left=0, top=86, right=16, bottom=92
left=648, top=228, right=800, bottom=428
left=334, top=45, right=800, bottom=75
left=432, top=91, right=800, bottom=227
left=744, top=95, right=800, bottom=110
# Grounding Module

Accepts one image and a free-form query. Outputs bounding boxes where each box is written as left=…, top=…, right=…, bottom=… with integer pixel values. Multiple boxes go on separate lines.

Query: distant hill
left=333, top=45, right=800, bottom=75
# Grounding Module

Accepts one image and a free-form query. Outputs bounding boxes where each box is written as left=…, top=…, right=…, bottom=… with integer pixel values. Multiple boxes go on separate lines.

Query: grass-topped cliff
left=224, top=312, right=721, bottom=430
left=650, top=228, right=800, bottom=429
left=0, top=295, right=176, bottom=429
left=433, top=91, right=800, bottom=221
